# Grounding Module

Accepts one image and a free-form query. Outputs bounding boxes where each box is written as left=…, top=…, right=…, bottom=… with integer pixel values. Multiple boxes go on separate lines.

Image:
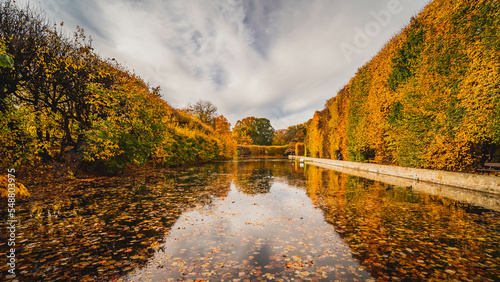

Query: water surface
left=125, top=161, right=370, bottom=280
left=1, top=159, right=499, bottom=281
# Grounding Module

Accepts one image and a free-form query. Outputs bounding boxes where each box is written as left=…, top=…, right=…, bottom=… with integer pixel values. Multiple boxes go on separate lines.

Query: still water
left=1, top=159, right=499, bottom=281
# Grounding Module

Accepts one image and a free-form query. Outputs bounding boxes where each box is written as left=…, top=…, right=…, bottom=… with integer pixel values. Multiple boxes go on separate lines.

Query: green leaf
left=0, top=54, right=14, bottom=68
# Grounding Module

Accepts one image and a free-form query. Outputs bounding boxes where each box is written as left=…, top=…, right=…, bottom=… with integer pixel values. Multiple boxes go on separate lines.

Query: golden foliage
left=305, top=0, right=500, bottom=171
left=0, top=175, right=30, bottom=197
left=295, top=142, right=305, bottom=156
left=305, top=166, right=500, bottom=280
left=237, top=145, right=287, bottom=157
left=0, top=3, right=237, bottom=175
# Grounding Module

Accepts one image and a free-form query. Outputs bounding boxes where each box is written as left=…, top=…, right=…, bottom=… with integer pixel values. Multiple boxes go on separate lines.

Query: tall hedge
left=305, top=0, right=500, bottom=171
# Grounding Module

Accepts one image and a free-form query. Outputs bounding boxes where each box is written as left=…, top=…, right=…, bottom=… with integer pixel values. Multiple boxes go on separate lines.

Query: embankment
left=290, top=156, right=500, bottom=195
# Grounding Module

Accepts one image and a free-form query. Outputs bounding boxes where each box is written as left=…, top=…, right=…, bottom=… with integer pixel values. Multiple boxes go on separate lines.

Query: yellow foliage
left=304, top=0, right=500, bottom=171
left=1, top=2, right=237, bottom=175
left=234, top=134, right=253, bottom=145
left=0, top=175, right=30, bottom=197
left=295, top=143, right=305, bottom=156
left=237, top=145, right=287, bottom=157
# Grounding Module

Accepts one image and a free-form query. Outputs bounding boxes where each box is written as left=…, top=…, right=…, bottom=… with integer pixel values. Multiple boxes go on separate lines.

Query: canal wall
left=289, top=156, right=500, bottom=195
left=305, top=161, right=500, bottom=212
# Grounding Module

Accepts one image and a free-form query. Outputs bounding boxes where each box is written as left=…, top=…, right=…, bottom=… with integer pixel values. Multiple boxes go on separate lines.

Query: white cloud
left=24, top=0, right=428, bottom=129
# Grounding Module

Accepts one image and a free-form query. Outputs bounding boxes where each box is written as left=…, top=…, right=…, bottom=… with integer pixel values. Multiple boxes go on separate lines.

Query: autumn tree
left=214, top=115, right=231, bottom=135
left=1, top=1, right=115, bottom=160
left=0, top=0, right=236, bottom=174
left=0, top=1, right=46, bottom=111
left=213, top=115, right=237, bottom=158
left=272, top=129, right=288, bottom=145
left=0, top=1, right=67, bottom=167
left=184, top=99, right=218, bottom=127
left=233, top=117, right=275, bottom=146
left=286, top=124, right=307, bottom=143
left=273, top=123, right=307, bottom=156
left=275, top=123, right=307, bottom=155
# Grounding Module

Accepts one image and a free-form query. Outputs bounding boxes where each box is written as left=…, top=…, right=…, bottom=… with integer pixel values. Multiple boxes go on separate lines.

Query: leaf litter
left=0, top=160, right=498, bottom=281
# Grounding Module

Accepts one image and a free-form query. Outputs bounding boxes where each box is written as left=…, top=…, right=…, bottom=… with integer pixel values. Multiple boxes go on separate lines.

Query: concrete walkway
left=289, top=156, right=500, bottom=195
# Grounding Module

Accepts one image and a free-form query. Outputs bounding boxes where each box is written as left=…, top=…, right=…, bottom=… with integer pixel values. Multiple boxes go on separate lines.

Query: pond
left=1, top=159, right=499, bottom=281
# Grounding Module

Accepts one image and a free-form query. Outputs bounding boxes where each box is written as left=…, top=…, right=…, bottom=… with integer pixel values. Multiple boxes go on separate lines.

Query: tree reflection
left=303, top=165, right=500, bottom=281
left=0, top=167, right=232, bottom=281
left=230, top=159, right=304, bottom=195
left=234, top=167, right=273, bottom=194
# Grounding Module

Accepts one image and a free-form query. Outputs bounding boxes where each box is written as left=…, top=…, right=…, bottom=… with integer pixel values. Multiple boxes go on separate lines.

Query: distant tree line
left=233, top=117, right=275, bottom=146
left=185, top=100, right=306, bottom=153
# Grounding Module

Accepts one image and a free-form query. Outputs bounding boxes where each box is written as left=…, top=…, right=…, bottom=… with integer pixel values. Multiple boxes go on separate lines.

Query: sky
left=21, top=0, right=428, bottom=129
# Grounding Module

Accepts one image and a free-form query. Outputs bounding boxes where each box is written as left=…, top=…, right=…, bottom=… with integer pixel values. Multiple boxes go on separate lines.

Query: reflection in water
left=125, top=173, right=370, bottom=280
left=0, top=165, right=232, bottom=281
left=125, top=160, right=500, bottom=281
left=305, top=165, right=500, bottom=281
left=1, top=160, right=499, bottom=281
left=233, top=164, right=273, bottom=194
left=232, top=159, right=303, bottom=195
